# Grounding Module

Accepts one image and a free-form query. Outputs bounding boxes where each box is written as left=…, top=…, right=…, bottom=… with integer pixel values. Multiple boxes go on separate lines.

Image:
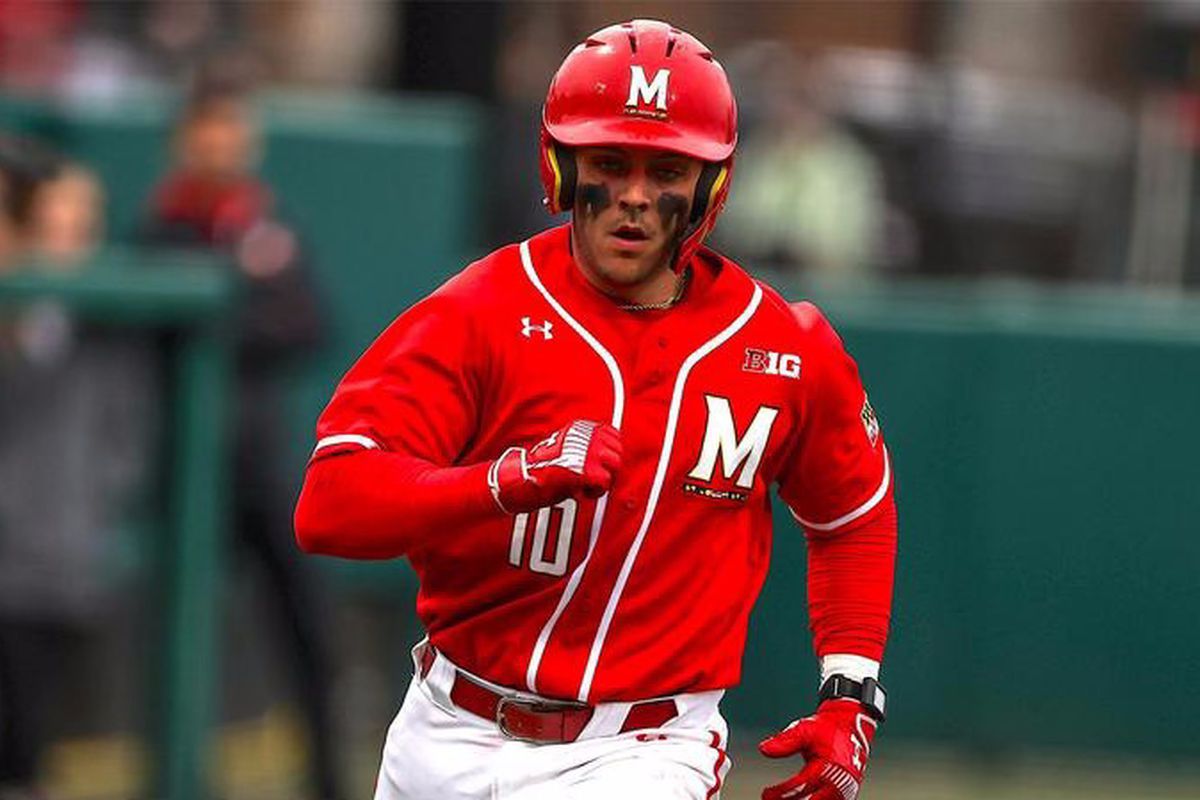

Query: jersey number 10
left=508, top=498, right=578, bottom=577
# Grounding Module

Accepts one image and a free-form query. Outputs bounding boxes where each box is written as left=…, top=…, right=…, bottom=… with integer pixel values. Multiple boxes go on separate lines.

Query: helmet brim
left=545, top=116, right=736, bottom=163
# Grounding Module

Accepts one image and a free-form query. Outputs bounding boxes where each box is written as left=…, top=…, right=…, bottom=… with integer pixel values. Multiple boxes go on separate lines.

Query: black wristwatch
left=819, top=674, right=887, bottom=722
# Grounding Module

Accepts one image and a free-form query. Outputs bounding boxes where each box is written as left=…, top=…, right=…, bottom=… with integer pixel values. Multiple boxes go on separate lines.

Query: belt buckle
left=495, top=695, right=589, bottom=743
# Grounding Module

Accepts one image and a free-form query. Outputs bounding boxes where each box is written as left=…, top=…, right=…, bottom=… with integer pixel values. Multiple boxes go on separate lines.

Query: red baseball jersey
left=309, top=224, right=892, bottom=703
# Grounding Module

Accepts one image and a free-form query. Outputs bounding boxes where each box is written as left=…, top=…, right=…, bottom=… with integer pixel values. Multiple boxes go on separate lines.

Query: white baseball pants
left=372, top=642, right=732, bottom=799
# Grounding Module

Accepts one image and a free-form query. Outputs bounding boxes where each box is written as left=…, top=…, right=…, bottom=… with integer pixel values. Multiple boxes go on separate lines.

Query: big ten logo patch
left=742, top=348, right=801, bottom=379
left=684, top=394, right=780, bottom=501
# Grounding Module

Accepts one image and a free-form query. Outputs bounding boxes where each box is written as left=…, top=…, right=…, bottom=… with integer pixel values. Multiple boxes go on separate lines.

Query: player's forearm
left=294, top=451, right=497, bottom=559
left=805, top=490, right=897, bottom=661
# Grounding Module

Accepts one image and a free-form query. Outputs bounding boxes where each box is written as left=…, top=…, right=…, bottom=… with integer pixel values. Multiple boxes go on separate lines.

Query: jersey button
left=657, top=337, right=668, bottom=348
left=623, top=499, right=636, bottom=511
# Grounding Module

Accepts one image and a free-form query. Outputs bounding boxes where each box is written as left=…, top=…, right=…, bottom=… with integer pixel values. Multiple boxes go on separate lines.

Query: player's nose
left=617, top=173, right=653, bottom=212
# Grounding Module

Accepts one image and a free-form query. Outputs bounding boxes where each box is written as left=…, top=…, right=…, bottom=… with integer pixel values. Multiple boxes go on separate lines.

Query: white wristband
left=819, top=654, right=880, bottom=687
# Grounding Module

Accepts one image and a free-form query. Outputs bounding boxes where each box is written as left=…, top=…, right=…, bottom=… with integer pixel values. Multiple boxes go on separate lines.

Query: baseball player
left=295, top=19, right=896, bottom=800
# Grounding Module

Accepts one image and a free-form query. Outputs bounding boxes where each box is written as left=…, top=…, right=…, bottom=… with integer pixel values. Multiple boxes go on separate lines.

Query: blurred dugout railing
left=4, top=92, right=1198, bottom=799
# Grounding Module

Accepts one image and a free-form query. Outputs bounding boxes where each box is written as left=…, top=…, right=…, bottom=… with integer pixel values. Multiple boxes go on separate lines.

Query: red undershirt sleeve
left=295, top=453, right=497, bottom=559
left=776, top=302, right=898, bottom=661
left=803, top=486, right=897, bottom=660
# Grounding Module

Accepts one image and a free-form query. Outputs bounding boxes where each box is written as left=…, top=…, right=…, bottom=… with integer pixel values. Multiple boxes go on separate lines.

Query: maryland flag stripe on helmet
left=539, top=19, right=738, bottom=268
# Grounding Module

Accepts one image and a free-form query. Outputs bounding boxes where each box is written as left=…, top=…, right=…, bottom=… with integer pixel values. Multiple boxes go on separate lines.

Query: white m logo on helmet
left=688, top=395, right=780, bottom=490
left=627, top=65, right=670, bottom=111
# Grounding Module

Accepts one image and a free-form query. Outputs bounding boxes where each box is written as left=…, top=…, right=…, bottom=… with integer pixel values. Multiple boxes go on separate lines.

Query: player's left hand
left=759, top=699, right=879, bottom=800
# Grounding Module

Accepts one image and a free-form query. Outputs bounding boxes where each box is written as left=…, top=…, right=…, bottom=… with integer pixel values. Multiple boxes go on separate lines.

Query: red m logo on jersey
left=687, top=394, right=780, bottom=490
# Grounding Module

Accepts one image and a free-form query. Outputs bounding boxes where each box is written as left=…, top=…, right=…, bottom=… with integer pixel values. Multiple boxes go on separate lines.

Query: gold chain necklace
left=617, top=266, right=692, bottom=312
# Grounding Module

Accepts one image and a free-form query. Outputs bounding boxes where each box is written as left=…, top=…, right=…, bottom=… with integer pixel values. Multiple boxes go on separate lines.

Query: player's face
left=571, top=146, right=703, bottom=301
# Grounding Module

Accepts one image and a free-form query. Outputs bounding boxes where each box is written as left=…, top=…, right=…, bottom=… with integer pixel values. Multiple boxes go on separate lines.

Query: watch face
left=861, top=678, right=886, bottom=721
left=865, top=683, right=885, bottom=713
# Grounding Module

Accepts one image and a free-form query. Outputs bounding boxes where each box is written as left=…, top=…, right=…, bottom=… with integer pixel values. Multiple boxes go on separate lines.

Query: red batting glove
left=760, top=699, right=879, bottom=800
left=487, top=420, right=622, bottom=514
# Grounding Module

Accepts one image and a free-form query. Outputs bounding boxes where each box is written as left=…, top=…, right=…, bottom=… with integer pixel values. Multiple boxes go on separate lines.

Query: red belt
left=420, top=645, right=678, bottom=743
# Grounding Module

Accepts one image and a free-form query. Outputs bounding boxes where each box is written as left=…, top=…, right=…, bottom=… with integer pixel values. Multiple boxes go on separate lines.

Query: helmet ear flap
left=546, top=141, right=577, bottom=213
left=690, top=162, right=727, bottom=223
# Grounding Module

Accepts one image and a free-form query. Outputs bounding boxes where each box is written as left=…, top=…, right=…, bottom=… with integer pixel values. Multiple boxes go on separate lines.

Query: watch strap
left=819, top=674, right=887, bottom=722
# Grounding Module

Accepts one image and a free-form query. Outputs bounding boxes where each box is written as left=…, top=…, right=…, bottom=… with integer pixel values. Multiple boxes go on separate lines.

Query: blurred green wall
left=10, top=93, right=1198, bottom=760
left=734, top=281, right=1200, bottom=758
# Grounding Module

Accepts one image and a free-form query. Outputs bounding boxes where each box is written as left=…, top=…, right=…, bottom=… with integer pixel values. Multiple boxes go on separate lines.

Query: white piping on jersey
left=518, top=239, right=626, bottom=694
left=578, top=283, right=764, bottom=702
left=790, top=447, right=891, bottom=532
left=312, top=433, right=381, bottom=455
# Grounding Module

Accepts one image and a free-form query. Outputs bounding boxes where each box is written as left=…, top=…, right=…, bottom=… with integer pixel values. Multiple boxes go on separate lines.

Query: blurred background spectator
left=718, top=44, right=887, bottom=280
left=140, top=62, right=339, bottom=800
left=28, top=163, right=103, bottom=267
left=0, top=2, right=1198, bottom=799
left=0, top=141, right=155, bottom=800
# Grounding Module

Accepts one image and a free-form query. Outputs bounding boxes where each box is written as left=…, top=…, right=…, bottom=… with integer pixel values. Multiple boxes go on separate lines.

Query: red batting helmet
left=539, top=19, right=738, bottom=268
